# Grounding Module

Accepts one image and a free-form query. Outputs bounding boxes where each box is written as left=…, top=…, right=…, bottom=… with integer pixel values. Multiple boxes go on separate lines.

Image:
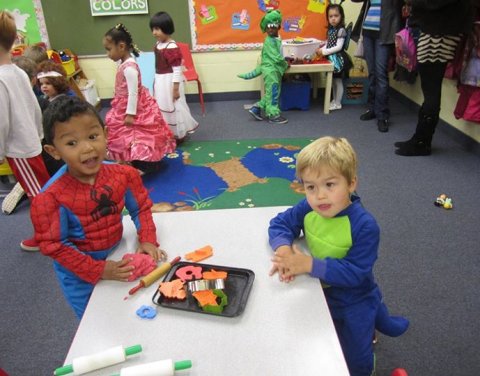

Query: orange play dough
left=192, top=290, right=218, bottom=307
left=202, top=269, right=228, bottom=280
left=159, top=279, right=186, bottom=300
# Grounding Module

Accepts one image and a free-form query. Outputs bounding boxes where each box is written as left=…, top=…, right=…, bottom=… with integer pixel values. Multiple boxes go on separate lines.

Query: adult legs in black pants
left=395, top=61, right=448, bottom=156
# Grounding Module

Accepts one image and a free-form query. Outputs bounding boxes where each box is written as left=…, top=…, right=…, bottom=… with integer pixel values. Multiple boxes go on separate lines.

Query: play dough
left=122, top=253, right=157, bottom=282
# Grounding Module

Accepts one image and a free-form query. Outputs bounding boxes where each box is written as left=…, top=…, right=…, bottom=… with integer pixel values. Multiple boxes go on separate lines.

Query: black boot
left=395, top=110, right=438, bottom=156
left=395, top=138, right=431, bottom=156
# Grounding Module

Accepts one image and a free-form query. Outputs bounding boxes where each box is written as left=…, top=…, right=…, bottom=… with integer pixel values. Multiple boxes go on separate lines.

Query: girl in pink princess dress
left=150, top=12, right=198, bottom=142
left=103, top=24, right=176, bottom=173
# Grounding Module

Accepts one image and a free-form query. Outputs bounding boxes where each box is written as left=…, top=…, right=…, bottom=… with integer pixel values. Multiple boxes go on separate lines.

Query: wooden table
left=260, top=62, right=334, bottom=114
left=63, top=207, right=349, bottom=376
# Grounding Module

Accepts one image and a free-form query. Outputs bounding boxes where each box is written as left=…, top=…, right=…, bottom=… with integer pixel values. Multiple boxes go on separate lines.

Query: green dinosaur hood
left=260, top=10, right=282, bottom=33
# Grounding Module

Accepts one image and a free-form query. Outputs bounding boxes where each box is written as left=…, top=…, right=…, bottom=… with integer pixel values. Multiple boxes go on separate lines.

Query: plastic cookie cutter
left=187, top=278, right=225, bottom=293
left=175, top=265, right=203, bottom=282
left=136, top=305, right=157, bottom=320
left=203, top=289, right=228, bottom=314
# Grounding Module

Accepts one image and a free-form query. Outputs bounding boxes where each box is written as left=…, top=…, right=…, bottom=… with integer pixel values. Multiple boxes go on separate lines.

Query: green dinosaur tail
left=237, top=66, right=262, bottom=80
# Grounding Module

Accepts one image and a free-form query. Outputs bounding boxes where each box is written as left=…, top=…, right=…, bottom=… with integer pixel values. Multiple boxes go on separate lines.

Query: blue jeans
left=363, top=35, right=392, bottom=121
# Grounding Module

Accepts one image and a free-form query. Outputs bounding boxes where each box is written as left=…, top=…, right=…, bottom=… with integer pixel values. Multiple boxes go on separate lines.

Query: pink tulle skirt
left=106, top=86, right=176, bottom=162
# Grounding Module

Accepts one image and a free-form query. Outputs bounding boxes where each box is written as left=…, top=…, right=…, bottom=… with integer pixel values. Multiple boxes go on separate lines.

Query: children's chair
left=177, top=42, right=206, bottom=116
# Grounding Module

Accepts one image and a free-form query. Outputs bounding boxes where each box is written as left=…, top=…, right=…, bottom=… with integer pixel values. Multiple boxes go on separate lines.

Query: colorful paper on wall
left=189, top=0, right=328, bottom=51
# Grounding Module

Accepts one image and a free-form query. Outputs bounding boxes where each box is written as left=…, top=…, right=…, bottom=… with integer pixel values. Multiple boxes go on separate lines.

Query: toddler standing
left=32, top=96, right=168, bottom=319
left=103, top=24, right=176, bottom=173
left=269, top=137, right=409, bottom=376
left=238, top=10, right=289, bottom=124
left=316, top=2, right=352, bottom=111
left=37, top=60, right=74, bottom=107
left=0, top=11, right=50, bottom=251
left=150, top=11, right=199, bottom=142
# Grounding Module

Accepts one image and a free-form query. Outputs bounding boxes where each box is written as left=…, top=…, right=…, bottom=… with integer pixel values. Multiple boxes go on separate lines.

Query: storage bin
left=79, top=79, right=100, bottom=107
left=282, top=38, right=324, bottom=59
left=280, top=79, right=311, bottom=111
left=0, top=161, right=13, bottom=176
left=62, top=59, right=76, bottom=76
left=342, top=77, right=369, bottom=105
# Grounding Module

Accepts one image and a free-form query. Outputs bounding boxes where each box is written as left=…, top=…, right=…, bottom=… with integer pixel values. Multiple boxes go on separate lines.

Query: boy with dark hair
left=31, top=96, right=167, bottom=318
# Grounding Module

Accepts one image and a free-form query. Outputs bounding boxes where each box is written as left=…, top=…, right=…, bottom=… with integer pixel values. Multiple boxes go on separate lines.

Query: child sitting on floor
left=31, top=96, right=168, bottom=319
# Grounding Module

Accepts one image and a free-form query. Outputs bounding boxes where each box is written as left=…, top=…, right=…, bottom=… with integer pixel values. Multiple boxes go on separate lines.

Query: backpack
left=343, top=22, right=353, bottom=50
left=395, top=23, right=417, bottom=72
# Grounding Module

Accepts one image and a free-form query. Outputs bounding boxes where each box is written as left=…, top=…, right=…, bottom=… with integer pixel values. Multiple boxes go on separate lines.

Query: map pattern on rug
left=141, top=138, right=312, bottom=211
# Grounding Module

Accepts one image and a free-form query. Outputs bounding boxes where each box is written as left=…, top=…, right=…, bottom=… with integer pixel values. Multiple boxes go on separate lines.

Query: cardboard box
left=282, top=38, right=324, bottom=59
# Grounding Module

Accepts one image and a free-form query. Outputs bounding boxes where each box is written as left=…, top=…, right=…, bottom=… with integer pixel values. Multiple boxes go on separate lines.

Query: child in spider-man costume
left=30, top=96, right=167, bottom=319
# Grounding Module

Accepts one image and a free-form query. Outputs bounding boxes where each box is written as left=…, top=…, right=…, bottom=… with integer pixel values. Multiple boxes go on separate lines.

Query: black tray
left=152, top=261, right=255, bottom=317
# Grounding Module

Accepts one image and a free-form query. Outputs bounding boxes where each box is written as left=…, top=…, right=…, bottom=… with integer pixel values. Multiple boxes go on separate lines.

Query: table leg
left=324, top=71, right=333, bottom=114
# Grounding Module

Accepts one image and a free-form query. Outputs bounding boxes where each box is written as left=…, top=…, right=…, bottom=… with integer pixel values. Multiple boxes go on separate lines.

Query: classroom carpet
left=141, top=138, right=313, bottom=211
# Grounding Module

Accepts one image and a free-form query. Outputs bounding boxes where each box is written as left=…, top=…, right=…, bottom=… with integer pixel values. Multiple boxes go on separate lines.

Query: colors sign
left=90, top=0, right=148, bottom=16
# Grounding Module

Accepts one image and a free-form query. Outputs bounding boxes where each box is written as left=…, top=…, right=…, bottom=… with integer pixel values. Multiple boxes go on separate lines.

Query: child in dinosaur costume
left=238, top=10, right=289, bottom=124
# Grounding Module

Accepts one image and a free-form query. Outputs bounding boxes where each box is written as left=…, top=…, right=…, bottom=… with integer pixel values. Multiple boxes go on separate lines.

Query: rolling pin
left=128, top=256, right=181, bottom=295
left=112, top=359, right=192, bottom=376
left=54, top=344, right=142, bottom=375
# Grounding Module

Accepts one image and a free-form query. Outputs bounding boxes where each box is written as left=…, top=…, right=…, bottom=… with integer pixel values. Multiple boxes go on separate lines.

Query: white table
left=64, top=207, right=349, bottom=376
left=260, top=62, right=334, bottom=114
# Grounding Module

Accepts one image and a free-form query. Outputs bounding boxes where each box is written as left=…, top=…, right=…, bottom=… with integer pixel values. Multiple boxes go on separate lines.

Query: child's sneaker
left=1, top=182, right=25, bottom=215
left=20, top=237, right=39, bottom=252
left=391, top=369, right=408, bottom=376
left=268, top=115, right=288, bottom=124
left=248, top=106, right=264, bottom=121
left=329, top=102, right=342, bottom=111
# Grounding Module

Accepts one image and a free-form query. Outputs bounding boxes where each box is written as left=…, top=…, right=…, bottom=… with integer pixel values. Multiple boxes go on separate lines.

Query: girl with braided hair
left=103, top=23, right=175, bottom=173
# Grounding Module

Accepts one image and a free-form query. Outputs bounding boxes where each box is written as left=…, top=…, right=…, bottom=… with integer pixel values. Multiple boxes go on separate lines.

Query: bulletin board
left=189, top=0, right=329, bottom=51
left=0, top=0, right=49, bottom=46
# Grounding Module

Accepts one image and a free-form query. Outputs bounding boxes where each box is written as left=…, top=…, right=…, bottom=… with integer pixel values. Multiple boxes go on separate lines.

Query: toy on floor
left=112, top=359, right=192, bottom=376
left=128, top=256, right=181, bottom=295
left=391, top=368, right=409, bottom=376
left=434, top=193, right=453, bottom=210
left=54, top=344, right=142, bottom=375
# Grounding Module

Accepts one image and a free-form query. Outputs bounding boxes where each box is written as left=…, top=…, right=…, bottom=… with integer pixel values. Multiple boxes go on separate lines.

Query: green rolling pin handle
left=54, top=344, right=142, bottom=376
left=175, top=360, right=193, bottom=370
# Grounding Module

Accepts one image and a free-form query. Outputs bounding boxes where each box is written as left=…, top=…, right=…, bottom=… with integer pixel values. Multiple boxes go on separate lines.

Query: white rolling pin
left=54, top=344, right=142, bottom=375
left=112, top=359, right=192, bottom=376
